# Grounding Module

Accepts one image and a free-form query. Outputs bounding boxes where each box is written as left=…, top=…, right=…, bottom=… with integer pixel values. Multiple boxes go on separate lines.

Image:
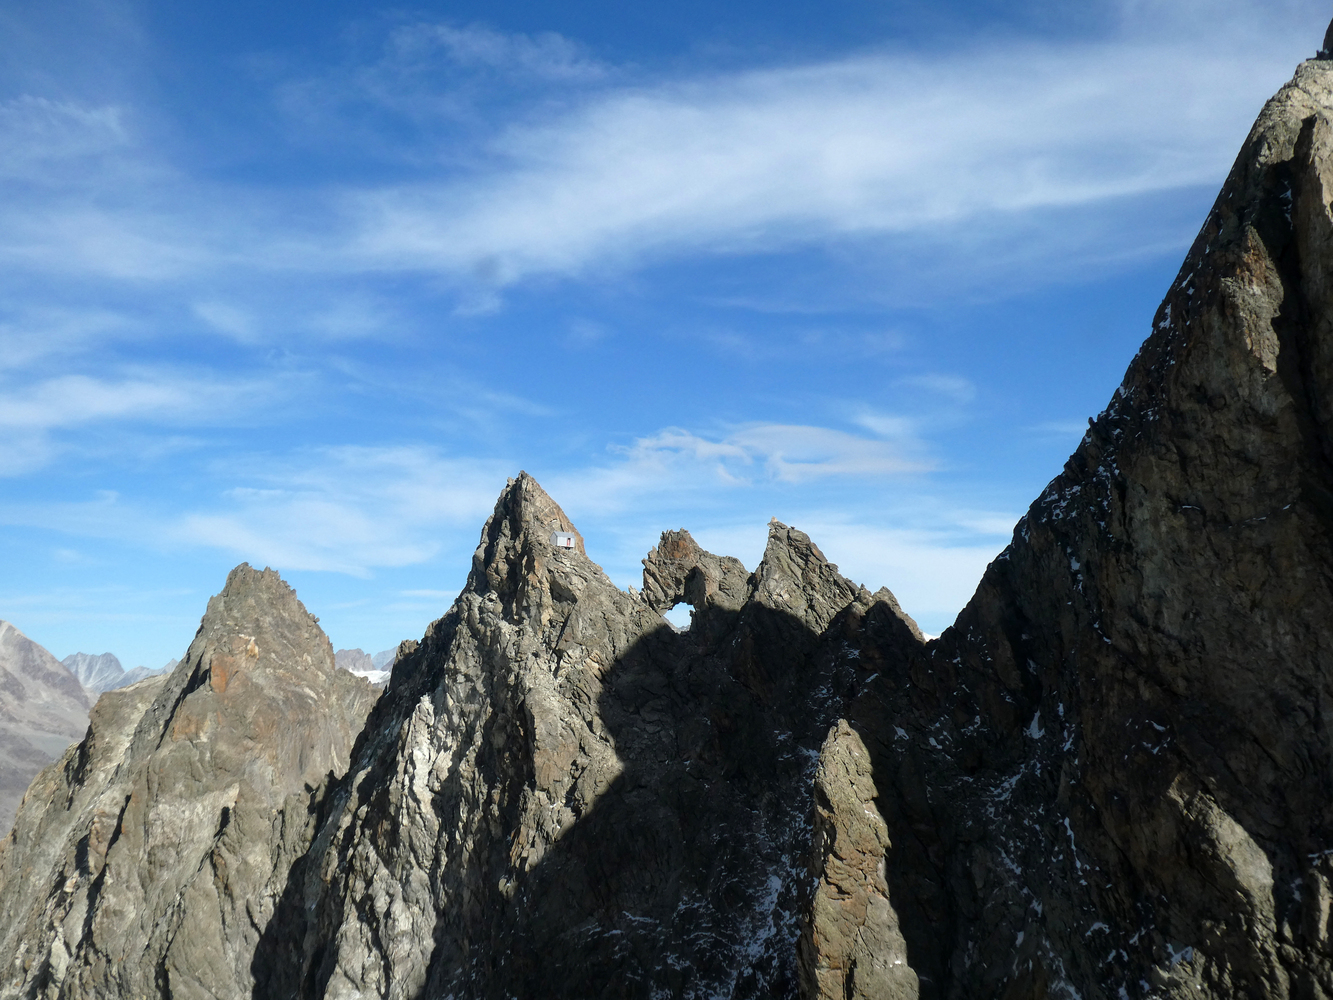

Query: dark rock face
left=258, top=474, right=913, bottom=999
left=800, top=52, right=1333, bottom=1000
left=0, top=623, right=91, bottom=835
left=0, top=566, right=379, bottom=1000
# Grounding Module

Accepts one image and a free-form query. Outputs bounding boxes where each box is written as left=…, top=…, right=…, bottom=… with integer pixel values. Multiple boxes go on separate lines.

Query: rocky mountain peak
left=60, top=652, right=124, bottom=693
left=798, top=42, right=1333, bottom=1000
left=0, top=621, right=88, bottom=709
left=750, top=519, right=867, bottom=633
left=196, top=560, right=328, bottom=657
left=0, top=566, right=379, bottom=1000
left=467, top=471, right=601, bottom=625
left=249, top=473, right=921, bottom=999
left=153, top=562, right=343, bottom=725
left=61, top=652, right=169, bottom=694
left=641, top=527, right=750, bottom=613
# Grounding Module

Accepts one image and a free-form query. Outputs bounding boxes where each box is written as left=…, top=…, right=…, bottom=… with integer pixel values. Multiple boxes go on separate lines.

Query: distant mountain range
left=333, top=647, right=397, bottom=686
left=61, top=652, right=177, bottom=693
left=0, top=622, right=92, bottom=833
left=0, top=633, right=394, bottom=834
left=61, top=646, right=392, bottom=695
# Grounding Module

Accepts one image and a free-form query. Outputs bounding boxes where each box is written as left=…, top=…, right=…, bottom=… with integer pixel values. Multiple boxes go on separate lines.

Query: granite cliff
left=253, top=480, right=905, bottom=999
left=2, top=25, right=1333, bottom=1000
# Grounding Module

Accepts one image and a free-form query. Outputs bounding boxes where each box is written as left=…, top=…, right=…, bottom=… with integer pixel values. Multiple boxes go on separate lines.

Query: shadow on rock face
left=246, top=39, right=1333, bottom=1000
left=251, top=476, right=926, bottom=1000
left=459, top=600, right=848, bottom=999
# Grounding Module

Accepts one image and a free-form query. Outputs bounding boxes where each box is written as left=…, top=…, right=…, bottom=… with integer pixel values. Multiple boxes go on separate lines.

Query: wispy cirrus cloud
left=0, top=96, right=128, bottom=182
left=0, top=305, right=138, bottom=371
left=0, top=417, right=929, bottom=572
left=546, top=421, right=930, bottom=514
left=389, top=23, right=608, bottom=82
left=338, top=18, right=1313, bottom=286
left=0, top=445, right=511, bottom=574
left=171, top=446, right=512, bottom=574
left=0, top=371, right=277, bottom=475
left=0, top=4, right=1322, bottom=301
left=0, top=374, right=192, bottom=428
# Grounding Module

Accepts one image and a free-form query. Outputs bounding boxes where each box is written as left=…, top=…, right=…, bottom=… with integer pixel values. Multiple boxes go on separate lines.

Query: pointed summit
left=468, top=472, right=607, bottom=625
left=749, top=520, right=863, bottom=633
left=473, top=472, right=585, bottom=571
left=265, top=478, right=882, bottom=1000
left=183, top=562, right=334, bottom=696
left=0, top=566, right=379, bottom=1000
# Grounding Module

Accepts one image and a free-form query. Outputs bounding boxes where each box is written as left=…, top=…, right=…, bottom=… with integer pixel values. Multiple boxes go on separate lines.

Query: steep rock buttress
left=800, top=42, right=1333, bottom=1000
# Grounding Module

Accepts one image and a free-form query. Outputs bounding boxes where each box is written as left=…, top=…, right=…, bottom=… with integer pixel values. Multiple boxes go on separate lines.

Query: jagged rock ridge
left=0, top=566, right=380, bottom=1000
left=800, top=41, right=1333, bottom=1000
left=3, top=25, right=1333, bottom=1000
left=253, top=474, right=912, bottom=999
left=0, top=495, right=919, bottom=1000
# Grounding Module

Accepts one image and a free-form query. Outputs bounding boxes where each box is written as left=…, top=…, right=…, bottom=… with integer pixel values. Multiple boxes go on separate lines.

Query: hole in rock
left=662, top=603, right=693, bottom=631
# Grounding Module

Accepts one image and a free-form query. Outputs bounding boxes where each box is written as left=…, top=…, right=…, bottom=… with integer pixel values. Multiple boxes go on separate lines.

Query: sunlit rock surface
left=0, top=566, right=379, bottom=1000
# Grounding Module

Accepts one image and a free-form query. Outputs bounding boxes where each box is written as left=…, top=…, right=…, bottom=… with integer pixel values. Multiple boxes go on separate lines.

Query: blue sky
left=0, top=0, right=1326, bottom=668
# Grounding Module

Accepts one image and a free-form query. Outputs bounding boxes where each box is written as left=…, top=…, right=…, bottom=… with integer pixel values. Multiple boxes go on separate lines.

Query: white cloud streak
left=0, top=417, right=933, bottom=572
left=0, top=446, right=511, bottom=573
left=0, top=5, right=1321, bottom=297
left=547, top=421, right=929, bottom=515
left=390, top=23, right=607, bottom=82
left=0, top=96, right=128, bottom=182
left=0, top=372, right=274, bottom=475
left=341, top=23, right=1312, bottom=283
left=0, top=306, right=137, bottom=372
left=0, top=375, right=188, bottom=429
left=169, top=447, right=511, bottom=574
